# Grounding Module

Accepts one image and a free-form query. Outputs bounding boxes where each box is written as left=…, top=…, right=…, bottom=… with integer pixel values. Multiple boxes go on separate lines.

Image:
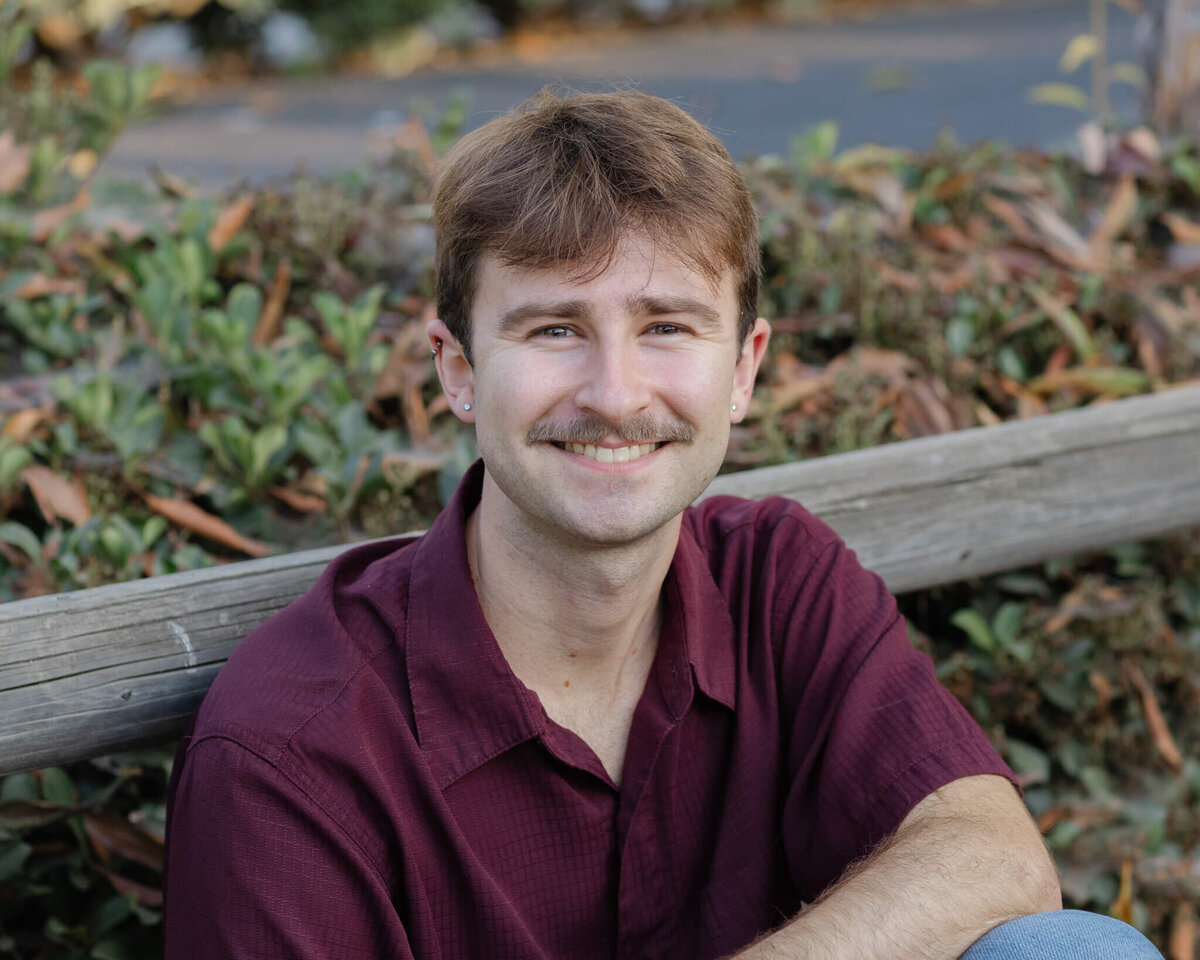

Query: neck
left=466, top=472, right=680, bottom=703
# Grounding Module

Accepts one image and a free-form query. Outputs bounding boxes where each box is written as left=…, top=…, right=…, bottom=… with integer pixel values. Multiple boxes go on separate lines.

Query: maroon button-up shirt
left=164, top=461, right=1014, bottom=959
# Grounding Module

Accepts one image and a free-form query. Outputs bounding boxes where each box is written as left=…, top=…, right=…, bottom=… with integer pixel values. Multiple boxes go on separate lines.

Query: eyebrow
left=495, top=293, right=725, bottom=336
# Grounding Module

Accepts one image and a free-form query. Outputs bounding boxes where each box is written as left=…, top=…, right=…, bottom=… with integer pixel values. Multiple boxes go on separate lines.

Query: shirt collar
left=405, top=460, right=736, bottom=790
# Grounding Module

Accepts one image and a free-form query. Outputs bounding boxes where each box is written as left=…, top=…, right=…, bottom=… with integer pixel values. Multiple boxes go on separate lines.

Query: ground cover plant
left=3, top=60, right=1200, bottom=960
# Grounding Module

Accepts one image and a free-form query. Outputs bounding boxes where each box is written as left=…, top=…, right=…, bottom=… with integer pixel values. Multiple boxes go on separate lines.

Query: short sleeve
left=164, top=736, right=414, bottom=960
left=774, top=536, right=1016, bottom=900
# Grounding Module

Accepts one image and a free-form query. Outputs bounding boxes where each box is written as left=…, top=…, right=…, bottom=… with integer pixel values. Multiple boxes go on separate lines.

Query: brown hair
left=433, top=88, right=760, bottom=362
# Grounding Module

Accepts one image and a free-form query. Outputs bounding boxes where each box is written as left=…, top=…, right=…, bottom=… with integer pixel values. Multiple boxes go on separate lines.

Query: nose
left=572, top=337, right=652, bottom=425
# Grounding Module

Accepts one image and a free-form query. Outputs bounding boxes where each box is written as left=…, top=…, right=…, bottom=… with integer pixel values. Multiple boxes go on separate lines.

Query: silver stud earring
left=731, top=403, right=738, bottom=412
left=431, top=347, right=439, bottom=356
left=463, top=403, right=472, bottom=411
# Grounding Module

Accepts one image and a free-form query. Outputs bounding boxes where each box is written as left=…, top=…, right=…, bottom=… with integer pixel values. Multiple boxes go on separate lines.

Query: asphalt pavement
left=102, top=0, right=1138, bottom=188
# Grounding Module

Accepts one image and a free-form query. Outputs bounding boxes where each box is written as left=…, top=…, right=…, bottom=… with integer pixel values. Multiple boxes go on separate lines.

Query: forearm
left=729, top=776, right=1062, bottom=960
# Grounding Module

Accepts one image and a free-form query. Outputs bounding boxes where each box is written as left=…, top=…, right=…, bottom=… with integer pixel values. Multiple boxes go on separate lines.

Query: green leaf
left=90, top=894, right=133, bottom=939
left=997, top=346, right=1027, bottom=382
left=0, top=521, right=43, bottom=563
left=0, top=773, right=39, bottom=803
left=1059, top=33, right=1099, bottom=74
left=250, top=423, right=287, bottom=484
left=0, top=444, right=33, bottom=489
left=1027, top=83, right=1091, bottom=112
left=946, top=316, right=975, bottom=357
left=0, top=841, right=32, bottom=882
left=1005, top=739, right=1050, bottom=785
left=951, top=608, right=994, bottom=652
left=39, top=767, right=75, bottom=804
left=992, top=601, right=1024, bottom=648
left=1111, top=62, right=1145, bottom=88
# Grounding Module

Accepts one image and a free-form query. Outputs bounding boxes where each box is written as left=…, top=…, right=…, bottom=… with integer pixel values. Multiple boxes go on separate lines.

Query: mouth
left=550, top=441, right=663, bottom=463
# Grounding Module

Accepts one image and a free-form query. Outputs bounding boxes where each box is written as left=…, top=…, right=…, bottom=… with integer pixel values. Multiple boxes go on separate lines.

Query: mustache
left=527, top=414, right=694, bottom=446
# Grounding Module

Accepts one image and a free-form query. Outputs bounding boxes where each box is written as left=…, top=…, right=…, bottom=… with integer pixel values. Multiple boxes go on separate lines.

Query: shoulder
left=684, top=493, right=843, bottom=586
left=189, top=533, right=424, bottom=765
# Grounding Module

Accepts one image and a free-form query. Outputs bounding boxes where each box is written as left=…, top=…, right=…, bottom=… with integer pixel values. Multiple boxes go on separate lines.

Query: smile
left=552, top=442, right=661, bottom=463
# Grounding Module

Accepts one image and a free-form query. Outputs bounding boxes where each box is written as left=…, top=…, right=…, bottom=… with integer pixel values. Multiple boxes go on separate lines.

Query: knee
left=959, top=909, right=1162, bottom=960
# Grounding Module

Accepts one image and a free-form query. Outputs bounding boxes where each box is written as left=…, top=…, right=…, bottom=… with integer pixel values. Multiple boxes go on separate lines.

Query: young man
left=164, top=91, right=1160, bottom=959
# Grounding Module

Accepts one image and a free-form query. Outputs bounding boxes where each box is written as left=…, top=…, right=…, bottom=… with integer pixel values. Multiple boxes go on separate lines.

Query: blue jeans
left=960, top=910, right=1162, bottom=959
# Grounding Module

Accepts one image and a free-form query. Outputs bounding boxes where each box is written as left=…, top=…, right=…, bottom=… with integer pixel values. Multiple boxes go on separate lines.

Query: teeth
left=561, top=442, right=658, bottom=463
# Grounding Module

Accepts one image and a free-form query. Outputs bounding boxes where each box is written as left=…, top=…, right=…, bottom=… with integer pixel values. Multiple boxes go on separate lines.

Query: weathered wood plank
left=2, top=385, right=1199, bottom=775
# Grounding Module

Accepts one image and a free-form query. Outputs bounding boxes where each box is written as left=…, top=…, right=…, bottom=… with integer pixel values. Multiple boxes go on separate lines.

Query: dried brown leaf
left=1110, top=859, right=1135, bottom=925
left=0, top=130, right=32, bottom=194
left=1127, top=662, right=1184, bottom=771
left=1169, top=903, right=1195, bottom=960
left=20, top=465, right=91, bottom=527
left=1089, top=175, right=1139, bottom=252
left=269, top=485, right=327, bottom=514
left=102, top=868, right=164, bottom=907
left=1025, top=201, right=1094, bottom=266
left=252, top=257, right=291, bottom=347
left=150, top=164, right=196, bottom=199
left=15, top=273, right=86, bottom=299
left=208, top=193, right=254, bottom=254
left=32, top=185, right=91, bottom=242
left=981, top=195, right=1033, bottom=243
left=1162, top=212, right=1200, bottom=246
left=875, top=262, right=920, bottom=292
left=919, top=222, right=970, bottom=252
left=143, top=493, right=271, bottom=557
left=2, top=408, right=46, bottom=443
left=84, top=812, right=164, bottom=872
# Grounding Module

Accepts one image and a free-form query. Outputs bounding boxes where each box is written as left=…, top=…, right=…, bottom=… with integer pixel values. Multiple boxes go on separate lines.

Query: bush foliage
left=2, top=55, right=1200, bottom=960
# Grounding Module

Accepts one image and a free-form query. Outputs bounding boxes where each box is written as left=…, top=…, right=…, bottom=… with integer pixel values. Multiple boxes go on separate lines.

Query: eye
left=647, top=322, right=684, bottom=336
left=537, top=325, right=575, bottom=338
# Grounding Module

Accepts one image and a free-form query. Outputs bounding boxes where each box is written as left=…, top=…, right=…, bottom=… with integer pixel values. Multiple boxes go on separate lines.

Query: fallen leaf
left=269, top=485, right=327, bottom=514
left=84, top=812, right=164, bottom=872
left=1125, top=126, right=1161, bottom=162
left=2, top=409, right=45, bottom=443
left=1028, top=366, right=1149, bottom=398
left=32, top=185, right=91, bottom=243
left=208, top=194, right=254, bottom=254
left=1110, top=859, right=1135, bottom=925
left=150, top=164, right=196, bottom=199
left=875, top=262, right=921, bottom=292
left=919, top=222, right=970, bottom=251
left=1089, top=175, right=1138, bottom=252
left=67, top=148, right=98, bottom=180
left=14, top=273, right=86, bottom=299
left=143, top=493, right=271, bottom=557
left=1169, top=902, right=1195, bottom=960
left=1028, top=285, right=1095, bottom=360
left=0, top=130, right=32, bottom=194
left=981, top=194, right=1033, bottom=243
left=932, top=173, right=972, bottom=202
left=102, top=868, right=164, bottom=907
left=1162, top=212, right=1200, bottom=246
left=20, top=465, right=91, bottom=527
left=403, top=382, right=431, bottom=443
left=928, top=263, right=975, bottom=296
left=1126, top=662, right=1184, bottom=771
left=1025, top=201, right=1094, bottom=266
left=894, top=378, right=957, bottom=438
left=252, top=257, right=291, bottom=347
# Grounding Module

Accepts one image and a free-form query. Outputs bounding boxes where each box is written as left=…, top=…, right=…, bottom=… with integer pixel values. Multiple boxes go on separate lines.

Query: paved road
left=103, top=0, right=1137, bottom=187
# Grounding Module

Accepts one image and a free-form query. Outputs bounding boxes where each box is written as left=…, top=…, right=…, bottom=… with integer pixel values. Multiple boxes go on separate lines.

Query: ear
left=427, top=316, right=475, bottom=424
left=731, top=317, right=770, bottom=424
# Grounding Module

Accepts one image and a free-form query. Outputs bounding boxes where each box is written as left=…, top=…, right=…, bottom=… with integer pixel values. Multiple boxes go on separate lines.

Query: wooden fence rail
left=2, top=385, right=1199, bottom=776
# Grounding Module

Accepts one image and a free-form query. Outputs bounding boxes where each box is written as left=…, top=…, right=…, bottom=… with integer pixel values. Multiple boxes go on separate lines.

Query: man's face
left=437, top=233, right=768, bottom=548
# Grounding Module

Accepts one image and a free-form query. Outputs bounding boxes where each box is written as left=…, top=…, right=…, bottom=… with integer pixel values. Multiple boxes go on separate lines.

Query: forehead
left=472, top=234, right=738, bottom=322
